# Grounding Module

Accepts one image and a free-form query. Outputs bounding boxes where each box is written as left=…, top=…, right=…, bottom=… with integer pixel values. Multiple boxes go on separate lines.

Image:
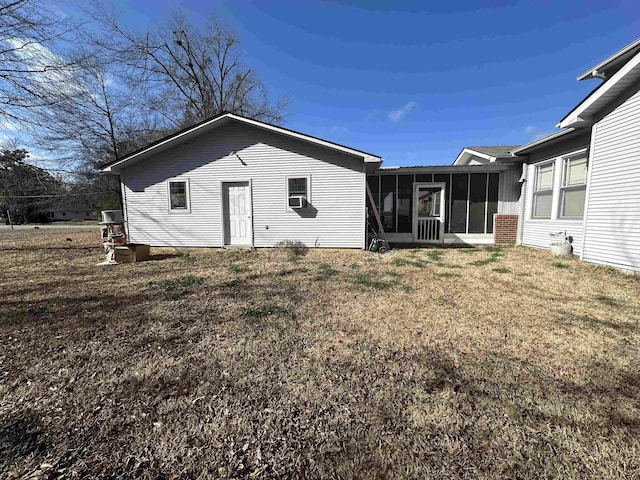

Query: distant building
left=46, top=201, right=95, bottom=221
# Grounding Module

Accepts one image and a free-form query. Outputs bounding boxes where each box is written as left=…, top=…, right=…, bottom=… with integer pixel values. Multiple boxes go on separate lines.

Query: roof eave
left=509, top=128, right=577, bottom=156
left=559, top=49, right=640, bottom=129
left=576, top=38, right=640, bottom=81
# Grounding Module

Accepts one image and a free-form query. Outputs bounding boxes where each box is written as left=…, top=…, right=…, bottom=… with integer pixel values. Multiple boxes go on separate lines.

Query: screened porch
left=366, top=165, right=515, bottom=244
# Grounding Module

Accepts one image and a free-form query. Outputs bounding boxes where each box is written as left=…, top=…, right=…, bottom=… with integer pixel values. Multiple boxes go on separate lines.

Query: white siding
left=120, top=121, right=366, bottom=248
left=518, top=131, right=591, bottom=254
left=521, top=162, right=585, bottom=255
left=498, top=167, right=521, bottom=214
left=581, top=85, right=640, bottom=272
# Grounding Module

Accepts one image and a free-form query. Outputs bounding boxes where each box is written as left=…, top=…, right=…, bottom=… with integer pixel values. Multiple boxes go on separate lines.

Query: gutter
left=509, top=128, right=576, bottom=156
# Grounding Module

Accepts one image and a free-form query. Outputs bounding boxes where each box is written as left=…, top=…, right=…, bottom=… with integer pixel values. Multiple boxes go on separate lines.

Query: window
left=168, top=179, right=190, bottom=212
left=532, top=162, right=554, bottom=219
left=288, top=177, right=307, bottom=197
left=286, top=176, right=309, bottom=209
left=559, top=155, right=587, bottom=218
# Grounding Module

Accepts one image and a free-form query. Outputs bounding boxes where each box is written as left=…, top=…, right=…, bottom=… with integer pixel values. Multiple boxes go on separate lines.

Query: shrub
left=275, top=240, right=308, bottom=258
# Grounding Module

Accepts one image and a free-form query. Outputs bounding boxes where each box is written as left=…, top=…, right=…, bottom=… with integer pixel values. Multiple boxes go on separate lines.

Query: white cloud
left=4, top=37, right=79, bottom=97
left=524, top=125, right=551, bottom=140
left=388, top=101, right=417, bottom=122
left=0, top=120, right=18, bottom=131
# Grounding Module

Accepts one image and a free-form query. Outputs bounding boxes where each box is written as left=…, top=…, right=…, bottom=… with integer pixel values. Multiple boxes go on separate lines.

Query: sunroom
left=366, top=164, right=521, bottom=244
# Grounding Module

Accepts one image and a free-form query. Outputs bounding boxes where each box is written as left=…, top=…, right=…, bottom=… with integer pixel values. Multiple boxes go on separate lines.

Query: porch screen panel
left=397, top=175, right=413, bottom=233
left=450, top=173, right=468, bottom=233
left=468, top=173, right=487, bottom=233
left=380, top=175, right=396, bottom=232
left=416, top=174, right=433, bottom=182
left=486, top=173, right=499, bottom=233
left=367, top=176, right=381, bottom=223
left=434, top=174, right=450, bottom=233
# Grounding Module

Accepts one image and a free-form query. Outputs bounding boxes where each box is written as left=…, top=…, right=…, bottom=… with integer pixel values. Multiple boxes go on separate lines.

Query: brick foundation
left=494, top=214, right=518, bottom=245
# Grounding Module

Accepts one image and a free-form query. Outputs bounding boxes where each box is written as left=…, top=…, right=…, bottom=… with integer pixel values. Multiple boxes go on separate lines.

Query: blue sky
left=68, top=1, right=639, bottom=165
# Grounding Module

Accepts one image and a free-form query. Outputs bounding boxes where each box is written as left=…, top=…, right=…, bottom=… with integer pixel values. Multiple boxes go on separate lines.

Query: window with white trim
left=286, top=176, right=309, bottom=209
left=559, top=155, right=587, bottom=218
left=532, top=162, right=554, bottom=219
left=168, top=179, right=190, bottom=211
left=288, top=177, right=307, bottom=197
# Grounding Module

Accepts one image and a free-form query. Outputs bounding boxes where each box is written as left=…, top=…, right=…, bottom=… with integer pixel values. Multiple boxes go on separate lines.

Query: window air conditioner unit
left=288, top=196, right=307, bottom=209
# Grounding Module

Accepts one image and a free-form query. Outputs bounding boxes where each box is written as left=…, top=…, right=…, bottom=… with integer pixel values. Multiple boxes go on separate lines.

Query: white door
left=413, top=182, right=445, bottom=242
left=223, top=182, right=252, bottom=246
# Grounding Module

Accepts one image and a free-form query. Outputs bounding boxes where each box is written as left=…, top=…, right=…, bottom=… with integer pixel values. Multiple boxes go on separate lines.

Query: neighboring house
left=507, top=38, right=640, bottom=272
left=453, top=145, right=520, bottom=165
left=101, top=113, right=381, bottom=248
left=46, top=202, right=94, bottom=221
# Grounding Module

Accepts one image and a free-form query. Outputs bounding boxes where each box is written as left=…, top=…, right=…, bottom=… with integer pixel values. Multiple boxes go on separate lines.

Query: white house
left=101, top=113, right=381, bottom=249
left=101, top=114, right=523, bottom=248
left=509, top=38, right=640, bottom=273
left=101, top=38, right=640, bottom=269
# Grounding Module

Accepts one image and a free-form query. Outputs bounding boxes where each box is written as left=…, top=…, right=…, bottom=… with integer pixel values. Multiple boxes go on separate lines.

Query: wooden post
left=366, top=182, right=386, bottom=241
left=6, top=210, right=13, bottom=230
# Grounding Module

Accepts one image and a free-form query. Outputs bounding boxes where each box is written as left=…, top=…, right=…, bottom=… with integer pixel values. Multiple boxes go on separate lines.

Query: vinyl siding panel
left=582, top=84, right=640, bottom=271
left=522, top=219, right=585, bottom=254
left=120, top=121, right=366, bottom=248
left=498, top=167, right=521, bottom=214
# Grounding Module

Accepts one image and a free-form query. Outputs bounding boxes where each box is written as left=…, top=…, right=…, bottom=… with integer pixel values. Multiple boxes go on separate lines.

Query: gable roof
left=558, top=41, right=640, bottom=129
left=464, top=145, right=519, bottom=158
left=453, top=145, right=520, bottom=165
left=100, top=112, right=382, bottom=173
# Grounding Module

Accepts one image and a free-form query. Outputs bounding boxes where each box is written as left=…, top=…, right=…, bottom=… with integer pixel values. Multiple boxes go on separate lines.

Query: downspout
left=118, top=170, right=129, bottom=242
left=516, top=160, right=527, bottom=245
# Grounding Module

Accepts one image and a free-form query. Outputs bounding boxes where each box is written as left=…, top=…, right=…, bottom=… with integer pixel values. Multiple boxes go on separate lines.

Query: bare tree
left=0, top=3, right=288, bottom=214
left=0, top=0, right=77, bottom=124
left=96, top=9, right=287, bottom=127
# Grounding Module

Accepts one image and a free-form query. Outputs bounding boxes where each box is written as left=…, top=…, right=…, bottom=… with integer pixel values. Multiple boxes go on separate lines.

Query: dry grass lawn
left=1, top=229, right=639, bottom=479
